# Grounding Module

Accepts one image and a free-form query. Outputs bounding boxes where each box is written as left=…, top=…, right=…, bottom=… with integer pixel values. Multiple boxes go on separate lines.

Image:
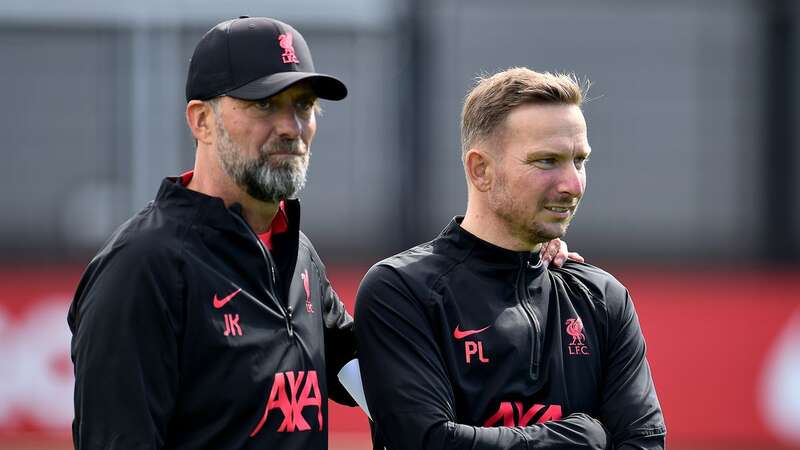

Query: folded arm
left=354, top=265, right=609, bottom=450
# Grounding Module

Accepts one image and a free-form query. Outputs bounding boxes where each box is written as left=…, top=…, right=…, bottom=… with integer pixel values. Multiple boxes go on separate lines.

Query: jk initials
left=465, top=341, right=490, bottom=364
left=224, top=313, right=243, bottom=336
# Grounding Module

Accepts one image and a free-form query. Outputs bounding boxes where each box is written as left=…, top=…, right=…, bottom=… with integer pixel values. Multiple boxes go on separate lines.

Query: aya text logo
left=484, top=401, right=562, bottom=427
left=250, top=370, right=323, bottom=435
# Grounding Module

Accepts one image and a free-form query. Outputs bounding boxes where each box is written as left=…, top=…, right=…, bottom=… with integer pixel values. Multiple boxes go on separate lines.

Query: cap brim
left=226, top=72, right=347, bottom=101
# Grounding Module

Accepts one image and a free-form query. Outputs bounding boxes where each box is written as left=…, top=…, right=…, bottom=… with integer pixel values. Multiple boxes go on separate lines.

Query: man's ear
left=464, top=147, right=495, bottom=192
left=186, top=100, right=215, bottom=146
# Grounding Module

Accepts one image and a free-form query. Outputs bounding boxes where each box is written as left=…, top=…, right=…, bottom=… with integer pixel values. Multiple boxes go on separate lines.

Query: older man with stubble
left=68, top=16, right=359, bottom=450
left=355, top=68, right=666, bottom=449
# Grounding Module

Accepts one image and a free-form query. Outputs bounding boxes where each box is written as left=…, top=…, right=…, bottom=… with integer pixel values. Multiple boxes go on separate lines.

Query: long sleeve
left=599, top=288, right=666, bottom=449
left=317, top=258, right=357, bottom=406
left=68, top=243, right=183, bottom=450
left=355, top=265, right=609, bottom=450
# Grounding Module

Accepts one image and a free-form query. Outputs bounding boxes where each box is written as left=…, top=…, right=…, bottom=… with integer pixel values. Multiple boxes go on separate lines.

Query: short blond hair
left=460, top=67, right=586, bottom=157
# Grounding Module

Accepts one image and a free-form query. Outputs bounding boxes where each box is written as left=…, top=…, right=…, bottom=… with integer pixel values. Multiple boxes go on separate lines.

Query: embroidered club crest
left=565, top=317, right=590, bottom=355
left=278, top=33, right=300, bottom=64
left=300, top=269, right=313, bottom=313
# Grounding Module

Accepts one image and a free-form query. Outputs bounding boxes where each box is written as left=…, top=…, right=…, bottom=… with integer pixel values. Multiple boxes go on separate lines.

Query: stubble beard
left=489, top=171, right=578, bottom=247
left=215, top=119, right=309, bottom=203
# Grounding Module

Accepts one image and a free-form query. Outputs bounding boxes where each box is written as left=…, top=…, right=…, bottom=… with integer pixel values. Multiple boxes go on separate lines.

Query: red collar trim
left=259, top=201, right=289, bottom=250
left=180, top=170, right=194, bottom=187
left=179, top=170, right=289, bottom=250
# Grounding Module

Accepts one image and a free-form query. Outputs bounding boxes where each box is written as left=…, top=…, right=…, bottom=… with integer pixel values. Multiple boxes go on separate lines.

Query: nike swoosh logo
left=453, top=325, right=491, bottom=340
left=213, top=288, right=242, bottom=309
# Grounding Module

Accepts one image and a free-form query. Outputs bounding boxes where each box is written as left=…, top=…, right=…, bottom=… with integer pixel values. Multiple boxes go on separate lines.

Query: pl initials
left=465, top=341, right=490, bottom=364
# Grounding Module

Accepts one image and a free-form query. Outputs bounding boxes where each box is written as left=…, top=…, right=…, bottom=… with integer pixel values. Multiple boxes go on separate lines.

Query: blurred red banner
left=1, top=265, right=798, bottom=448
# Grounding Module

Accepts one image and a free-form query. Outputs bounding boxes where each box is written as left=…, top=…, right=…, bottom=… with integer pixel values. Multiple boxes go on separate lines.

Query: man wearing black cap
left=68, top=17, right=355, bottom=450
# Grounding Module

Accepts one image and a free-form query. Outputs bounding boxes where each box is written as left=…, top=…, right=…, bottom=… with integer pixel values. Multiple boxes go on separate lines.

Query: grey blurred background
left=2, top=0, right=798, bottom=264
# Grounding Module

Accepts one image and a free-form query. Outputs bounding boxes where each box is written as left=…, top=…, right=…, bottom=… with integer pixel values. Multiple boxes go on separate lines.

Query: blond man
left=355, top=68, right=666, bottom=449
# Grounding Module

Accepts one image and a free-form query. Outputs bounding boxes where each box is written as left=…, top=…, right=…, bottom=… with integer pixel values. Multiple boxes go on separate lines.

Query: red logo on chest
left=223, top=313, right=243, bottom=336
left=213, top=288, right=241, bottom=309
left=300, top=269, right=314, bottom=313
left=453, top=324, right=491, bottom=364
left=484, top=401, right=563, bottom=427
left=565, top=317, right=591, bottom=355
left=250, top=370, right=323, bottom=436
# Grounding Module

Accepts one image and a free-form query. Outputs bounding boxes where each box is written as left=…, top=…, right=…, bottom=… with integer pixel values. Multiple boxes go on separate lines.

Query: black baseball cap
left=185, top=16, right=347, bottom=102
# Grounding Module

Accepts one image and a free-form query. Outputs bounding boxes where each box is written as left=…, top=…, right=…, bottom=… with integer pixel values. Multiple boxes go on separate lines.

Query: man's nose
left=558, top=164, right=585, bottom=197
left=272, top=107, right=303, bottom=139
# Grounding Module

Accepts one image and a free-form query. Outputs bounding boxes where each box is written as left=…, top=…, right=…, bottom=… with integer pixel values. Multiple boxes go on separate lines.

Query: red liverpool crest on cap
left=278, top=33, right=300, bottom=64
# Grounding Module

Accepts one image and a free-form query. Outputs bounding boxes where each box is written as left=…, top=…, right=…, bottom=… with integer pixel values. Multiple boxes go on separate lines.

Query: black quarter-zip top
left=355, top=217, right=666, bottom=449
left=69, top=176, right=356, bottom=450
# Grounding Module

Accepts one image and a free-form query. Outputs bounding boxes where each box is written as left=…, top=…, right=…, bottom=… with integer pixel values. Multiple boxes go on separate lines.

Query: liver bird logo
left=278, top=33, right=300, bottom=64
left=565, top=318, right=586, bottom=346
left=278, top=33, right=293, bottom=50
left=300, top=269, right=313, bottom=313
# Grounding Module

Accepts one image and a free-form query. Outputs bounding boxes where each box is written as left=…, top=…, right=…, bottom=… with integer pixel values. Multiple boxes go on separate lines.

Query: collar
left=440, top=216, right=544, bottom=272
left=259, top=202, right=289, bottom=251
left=159, top=172, right=297, bottom=247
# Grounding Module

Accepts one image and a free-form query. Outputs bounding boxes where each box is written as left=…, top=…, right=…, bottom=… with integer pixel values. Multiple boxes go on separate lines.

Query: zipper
left=286, top=305, right=294, bottom=336
left=230, top=212, right=294, bottom=338
left=517, top=253, right=542, bottom=382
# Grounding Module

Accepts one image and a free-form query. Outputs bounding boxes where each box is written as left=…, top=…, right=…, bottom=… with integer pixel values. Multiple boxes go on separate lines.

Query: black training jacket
left=355, top=218, right=666, bottom=450
left=68, top=176, right=356, bottom=450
